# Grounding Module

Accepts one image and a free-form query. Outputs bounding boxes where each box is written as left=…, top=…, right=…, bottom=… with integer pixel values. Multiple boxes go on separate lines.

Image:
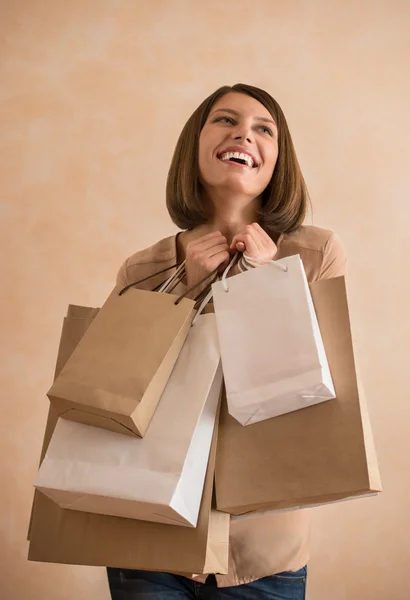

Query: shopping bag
left=28, top=305, right=98, bottom=542
left=47, top=277, right=196, bottom=437
left=29, top=305, right=229, bottom=574
left=35, top=314, right=222, bottom=527
left=212, top=254, right=335, bottom=425
left=29, top=417, right=229, bottom=574
left=215, top=276, right=382, bottom=514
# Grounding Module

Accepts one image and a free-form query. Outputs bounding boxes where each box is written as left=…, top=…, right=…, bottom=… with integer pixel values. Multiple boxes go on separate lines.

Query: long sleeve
left=116, top=257, right=129, bottom=288
left=318, top=231, right=347, bottom=280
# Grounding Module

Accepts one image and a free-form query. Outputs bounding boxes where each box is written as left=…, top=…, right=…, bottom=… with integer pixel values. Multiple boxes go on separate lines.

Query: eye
left=259, top=125, right=274, bottom=136
left=214, top=116, right=235, bottom=125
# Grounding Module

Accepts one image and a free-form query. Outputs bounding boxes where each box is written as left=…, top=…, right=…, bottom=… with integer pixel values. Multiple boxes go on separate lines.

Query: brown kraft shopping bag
left=215, top=276, right=382, bottom=514
left=48, top=285, right=195, bottom=437
left=28, top=305, right=99, bottom=541
left=28, top=305, right=229, bottom=575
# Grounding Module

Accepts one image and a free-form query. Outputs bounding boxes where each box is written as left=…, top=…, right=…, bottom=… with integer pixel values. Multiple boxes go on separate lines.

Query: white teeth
left=220, top=151, right=255, bottom=168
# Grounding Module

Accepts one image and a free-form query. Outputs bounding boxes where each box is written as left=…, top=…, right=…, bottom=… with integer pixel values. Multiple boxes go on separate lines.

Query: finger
left=207, top=249, right=231, bottom=272
left=230, top=234, right=249, bottom=253
left=231, top=225, right=265, bottom=254
left=207, top=243, right=230, bottom=258
left=233, top=230, right=262, bottom=257
left=246, top=225, right=267, bottom=253
left=244, top=234, right=261, bottom=257
left=190, top=234, right=228, bottom=253
left=230, top=234, right=248, bottom=252
left=201, top=233, right=227, bottom=246
left=229, top=235, right=242, bottom=251
left=251, top=223, right=272, bottom=246
left=188, top=243, right=230, bottom=268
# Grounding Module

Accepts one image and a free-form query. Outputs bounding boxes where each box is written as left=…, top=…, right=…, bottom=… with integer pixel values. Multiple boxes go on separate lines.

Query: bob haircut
left=166, top=83, right=309, bottom=234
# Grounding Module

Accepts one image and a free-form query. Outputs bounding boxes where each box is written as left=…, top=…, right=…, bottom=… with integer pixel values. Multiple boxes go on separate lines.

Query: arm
left=116, top=258, right=129, bottom=289
left=318, top=232, right=347, bottom=280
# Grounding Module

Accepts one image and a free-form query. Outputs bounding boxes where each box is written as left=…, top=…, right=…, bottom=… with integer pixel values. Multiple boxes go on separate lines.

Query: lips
left=217, top=146, right=259, bottom=168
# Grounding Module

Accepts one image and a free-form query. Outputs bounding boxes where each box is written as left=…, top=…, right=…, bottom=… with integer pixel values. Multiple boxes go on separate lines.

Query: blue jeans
left=107, top=567, right=307, bottom=600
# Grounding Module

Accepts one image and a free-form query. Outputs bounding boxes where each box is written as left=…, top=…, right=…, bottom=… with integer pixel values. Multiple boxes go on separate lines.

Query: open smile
left=217, top=150, right=258, bottom=169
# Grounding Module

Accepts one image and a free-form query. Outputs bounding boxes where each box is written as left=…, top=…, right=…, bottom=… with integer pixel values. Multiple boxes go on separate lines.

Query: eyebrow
left=210, top=107, right=276, bottom=126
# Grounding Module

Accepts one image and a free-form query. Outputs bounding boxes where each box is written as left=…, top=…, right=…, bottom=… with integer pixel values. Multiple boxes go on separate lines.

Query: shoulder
left=278, top=225, right=347, bottom=282
left=116, top=235, right=177, bottom=290
left=280, top=225, right=340, bottom=253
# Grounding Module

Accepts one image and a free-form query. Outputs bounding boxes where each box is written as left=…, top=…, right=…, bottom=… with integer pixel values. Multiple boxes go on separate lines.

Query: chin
left=227, top=184, right=262, bottom=198
left=218, top=175, right=260, bottom=195
left=202, top=173, right=263, bottom=198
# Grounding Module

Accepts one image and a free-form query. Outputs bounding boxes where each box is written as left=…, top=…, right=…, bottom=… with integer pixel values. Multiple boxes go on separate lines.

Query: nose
left=232, top=121, right=254, bottom=143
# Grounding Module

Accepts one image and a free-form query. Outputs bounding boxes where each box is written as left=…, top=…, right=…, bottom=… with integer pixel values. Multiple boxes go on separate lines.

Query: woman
left=109, top=83, right=346, bottom=599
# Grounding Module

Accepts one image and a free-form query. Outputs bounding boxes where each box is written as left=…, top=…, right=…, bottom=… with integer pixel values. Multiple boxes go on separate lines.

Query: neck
left=202, top=190, right=261, bottom=244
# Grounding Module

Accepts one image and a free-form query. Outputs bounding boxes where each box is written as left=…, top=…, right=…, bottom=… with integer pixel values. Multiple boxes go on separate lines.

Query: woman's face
left=198, top=92, right=278, bottom=200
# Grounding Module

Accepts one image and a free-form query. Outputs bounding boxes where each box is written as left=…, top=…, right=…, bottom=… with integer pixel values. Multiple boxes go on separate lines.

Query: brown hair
left=166, top=83, right=309, bottom=234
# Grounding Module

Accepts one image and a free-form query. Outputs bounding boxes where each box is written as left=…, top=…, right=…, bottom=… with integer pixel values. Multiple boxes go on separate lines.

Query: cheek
left=264, top=144, right=279, bottom=176
left=198, top=133, right=213, bottom=168
left=199, top=140, right=221, bottom=183
left=198, top=139, right=208, bottom=176
left=198, top=138, right=217, bottom=185
left=256, top=146, right=278, bottom=191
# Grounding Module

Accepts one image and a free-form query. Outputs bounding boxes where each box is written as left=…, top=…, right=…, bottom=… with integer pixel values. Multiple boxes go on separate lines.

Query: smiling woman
left=112, top=83, right=347, bottom=600
left=199, top=94, right=278, bottom=208
left=166, top=84, right=308, bottom=238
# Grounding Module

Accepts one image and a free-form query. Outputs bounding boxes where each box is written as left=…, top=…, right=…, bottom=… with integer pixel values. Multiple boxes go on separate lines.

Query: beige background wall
left=1, top=1, right=409, bottom=599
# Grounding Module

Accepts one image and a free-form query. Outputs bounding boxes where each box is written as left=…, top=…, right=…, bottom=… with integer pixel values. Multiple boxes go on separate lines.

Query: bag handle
left=191, top=286, right=214, bottom=326
left=157, top=261, right=186, bottom=293
left=240, top=254, right=288, bottom=270
left=119, top=260, right=217, bottom=313
left=174, top=268, right=219, bottom=306
left=221, top=252, right=288, bottom=292
left=118, top=263, right=183, bottom=296
left=153, top=265, right=217, bottom=302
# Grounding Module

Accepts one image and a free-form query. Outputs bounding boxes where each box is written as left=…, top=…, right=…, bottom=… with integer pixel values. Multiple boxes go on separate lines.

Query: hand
left=185, top=231, right=230, bottom=298
left=230, top=223, right=277, bottom=263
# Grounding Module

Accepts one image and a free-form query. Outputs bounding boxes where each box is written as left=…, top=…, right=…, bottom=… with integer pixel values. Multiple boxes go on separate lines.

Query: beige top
left=116, top=225, right=347, bottom=587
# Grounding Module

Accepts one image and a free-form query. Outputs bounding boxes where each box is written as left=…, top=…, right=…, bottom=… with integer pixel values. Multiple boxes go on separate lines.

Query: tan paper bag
left=35, top=315, right=222, bottom=527
left=28, top=306, right=229, bottom=575
left=48, top=287, right=195, bottom=437
left=28, top=305, right=99, bottom=542
left=215, top=277, right=382, bottom=514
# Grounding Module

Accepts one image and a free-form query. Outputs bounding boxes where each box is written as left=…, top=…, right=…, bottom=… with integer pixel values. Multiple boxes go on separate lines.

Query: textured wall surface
left=1, top=1, right=409, bottom=599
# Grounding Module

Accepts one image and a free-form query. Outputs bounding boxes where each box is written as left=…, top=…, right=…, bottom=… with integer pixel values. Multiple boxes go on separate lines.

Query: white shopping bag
left=35, top=313, right=222, bottom=527
left=212, top=254, right=335, bottom=426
